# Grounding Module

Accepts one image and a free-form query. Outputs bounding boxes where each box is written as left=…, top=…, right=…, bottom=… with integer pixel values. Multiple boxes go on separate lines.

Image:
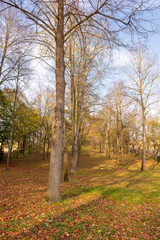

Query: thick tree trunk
left=47, top=1, right=65, bottom=202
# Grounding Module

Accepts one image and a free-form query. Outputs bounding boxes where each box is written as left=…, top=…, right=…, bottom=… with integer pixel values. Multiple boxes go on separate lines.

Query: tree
left=0, top=90, right=12, bottom=161
left=146, top=116, right=160, bottom=151
left=65, top=28, right=105, bottom=175
left=0, top=7, right=31, bottom=86
left=0, top=0, right=158, bottom=201
left=125, top=49, right=159, bottom=171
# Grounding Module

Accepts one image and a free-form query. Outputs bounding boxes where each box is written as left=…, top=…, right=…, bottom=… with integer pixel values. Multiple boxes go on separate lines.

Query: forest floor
left=0, top=150, right=160, bottom=240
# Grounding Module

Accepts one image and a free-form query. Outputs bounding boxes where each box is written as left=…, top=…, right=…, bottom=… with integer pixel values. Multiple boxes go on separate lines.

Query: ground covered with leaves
left=0, top=151, right=160, bottom=239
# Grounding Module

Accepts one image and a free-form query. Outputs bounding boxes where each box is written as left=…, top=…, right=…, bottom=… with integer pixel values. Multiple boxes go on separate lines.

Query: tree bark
left=71, top=105, right=81, bottom=175
left=22, top=136, right=26, bottom=156
left=141, top=113, right=146, bottom=171
left=69, top=38, right=76, bottom=157
left=47, top=0, right=65, bottom=202
left=63, top=126, right=69, bottom=182
left=16, top=141, right=19, bottom=159
left=42, top=134, right=46, bottom=160
left=121, top=131, right=124, bottom=165
left=6, top=66, right=19, bottom=170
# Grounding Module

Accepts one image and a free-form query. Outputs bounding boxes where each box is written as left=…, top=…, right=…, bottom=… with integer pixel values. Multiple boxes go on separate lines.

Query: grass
left=0, top=150, right=160, bottom=239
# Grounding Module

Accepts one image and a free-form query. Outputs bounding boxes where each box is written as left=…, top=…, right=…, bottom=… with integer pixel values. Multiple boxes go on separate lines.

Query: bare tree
left=124, top=49, right=159, bottom=171
left=6, top=51, right=32, bottom=169
left=0, top=8, right=31, bottom=86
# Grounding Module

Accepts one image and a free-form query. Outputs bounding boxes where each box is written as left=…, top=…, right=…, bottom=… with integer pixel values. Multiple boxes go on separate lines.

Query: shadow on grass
left=62, top=183, right=142, bottom=202
left=62, top=170, right=142, bottom=200
left=8, top=186, right=160, bottom=240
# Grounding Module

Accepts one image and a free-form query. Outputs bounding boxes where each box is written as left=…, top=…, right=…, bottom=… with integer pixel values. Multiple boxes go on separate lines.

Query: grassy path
left=0, top=151, right=160, bottom=239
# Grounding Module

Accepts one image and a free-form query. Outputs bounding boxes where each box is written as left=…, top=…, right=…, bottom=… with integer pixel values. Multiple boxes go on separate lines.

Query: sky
left=26, top=6, right=160, bottom=102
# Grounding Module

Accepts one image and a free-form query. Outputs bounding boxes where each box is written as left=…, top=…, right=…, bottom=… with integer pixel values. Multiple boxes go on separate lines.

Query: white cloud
left=112, top=49, right=131, bottom=67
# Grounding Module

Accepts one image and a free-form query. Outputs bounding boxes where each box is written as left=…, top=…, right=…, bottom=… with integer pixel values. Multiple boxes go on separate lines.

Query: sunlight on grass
left=1, top=151, right=160, bottom=239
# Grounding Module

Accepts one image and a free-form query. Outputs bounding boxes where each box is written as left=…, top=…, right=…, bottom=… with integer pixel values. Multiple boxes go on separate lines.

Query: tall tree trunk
left=141, top=113, right=146, bottom=171
left=6, top=66, right=19, bottom=170
left=16, top=141, right=19, bottom=159
left=22, top=137, right=26, bottom=156
left=63, top=126, right=69, bottom=182
left=121, top=131, right=124, bottom=165
left=100, top=144, right=102, bottom=153
left=47, top=1, right=65, bottom=202
left=0, top=19, right=9, bottom=81
left=71, top=106, right=81, bottom=175
left=32, top=133, right=35, bottom=155
left=116, top=137, right=119, bottom=162
left=39, top=127, right=42, bottom=156
left=107, top=110, right=111, bottom=159
left=29, top=136, right=31, bottom=155
left=42, top=134, right=46, bottom=160
left=70, top=38, right=76, bottom=157
left=47, top=137, right=50, bottom=158
left=0, top=140, right=4, bottom=162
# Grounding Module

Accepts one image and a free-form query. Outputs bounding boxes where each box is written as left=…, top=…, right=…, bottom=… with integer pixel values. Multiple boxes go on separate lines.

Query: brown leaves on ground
left=0, top=151, right=160, bottom=239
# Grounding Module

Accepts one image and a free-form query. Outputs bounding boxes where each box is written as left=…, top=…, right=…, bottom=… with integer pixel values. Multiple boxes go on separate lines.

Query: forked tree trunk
left=47, top=1, right=65, bottom=202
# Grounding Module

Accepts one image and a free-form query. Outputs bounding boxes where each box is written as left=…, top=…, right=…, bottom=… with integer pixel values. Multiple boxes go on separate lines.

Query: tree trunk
left=100, top=144, right=102, bottom=153
left=22, top=137, right=26, bottom=156
left=121, top=132, right=124, bottom=165
left=29, top=136, right=31, bottom=155
left=71, top=106, right=81, bottom=175
left=32, top=133, right=35, bottom=155
left=69, top=38, right=76, bottom=157
left=116, top=137, right=119, bottom=162
left=42, top=134, right=46, bottom=160
left=47, top=1, right=65, bottom=202
left=141, top=113, right=146, bottom=171
left=0, top=140, right=4, bottom=162
left=63, top=126, right=69, bottom=182
left=16, top=141, right=19, bottom=159
left=128, top=142, right=130, bottom=155
left=6, top=68, right=19, bottom=170
left=47, top=137, right=50, bottom=158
